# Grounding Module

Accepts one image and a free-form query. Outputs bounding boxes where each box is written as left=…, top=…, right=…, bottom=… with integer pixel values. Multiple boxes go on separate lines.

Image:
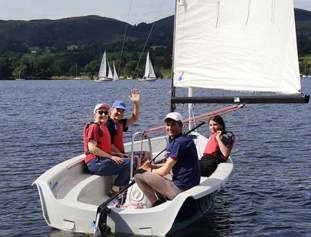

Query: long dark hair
left=209, top=115, right=226, bottom=132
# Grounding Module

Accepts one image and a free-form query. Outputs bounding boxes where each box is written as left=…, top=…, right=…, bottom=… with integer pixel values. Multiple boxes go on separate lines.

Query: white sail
left=173, top=0, right=301, bottom=94
left=144, top=52, right=156, bottom=79
left=107, top=60, right=113, bottom=79
left=113, top=62, right=119, bottom=81
left=98, top=51, right=107, bottom=79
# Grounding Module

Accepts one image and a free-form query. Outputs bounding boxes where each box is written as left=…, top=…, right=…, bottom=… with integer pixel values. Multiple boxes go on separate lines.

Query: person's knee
left=122, top=158, right=132, bottom=166
left=122, top=162, right=131, bottom=173
left=133, top=173, right=140, bottom=181
left=201, top=165, right=217, bottom=177
left=134, top=173, right=144, bottom=184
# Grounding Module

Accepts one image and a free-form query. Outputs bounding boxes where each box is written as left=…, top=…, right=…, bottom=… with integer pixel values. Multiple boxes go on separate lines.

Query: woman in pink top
left=200, top=115, right=235, bottom=177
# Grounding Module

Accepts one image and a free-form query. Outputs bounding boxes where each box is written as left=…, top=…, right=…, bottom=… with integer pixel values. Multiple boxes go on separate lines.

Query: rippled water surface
left=1, top=79, right=311, bottom=237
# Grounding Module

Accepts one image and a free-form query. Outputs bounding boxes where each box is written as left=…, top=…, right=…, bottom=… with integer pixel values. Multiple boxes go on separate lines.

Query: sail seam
left=245, top=0, right=252, bottom=25
left=271, top=0, right=276, bottom=23
left=216, top=0, right=221, bottom=28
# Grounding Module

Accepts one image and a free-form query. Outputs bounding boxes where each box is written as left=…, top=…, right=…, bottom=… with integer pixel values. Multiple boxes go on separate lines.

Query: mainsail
left=144, top=52, right=156, bottom=79
left=107, top=61, right=113, bottom=79
left=113, top=62, right=119, bottom=81
left=98, top=51, right=107, bottom=79
left=172, top=0, right=307, bottom=103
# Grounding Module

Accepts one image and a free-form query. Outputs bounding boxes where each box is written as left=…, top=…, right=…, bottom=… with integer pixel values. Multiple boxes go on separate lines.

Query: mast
left=188, top=87, right=194, bottom=129
left=170, top=0, right=178, bottom=112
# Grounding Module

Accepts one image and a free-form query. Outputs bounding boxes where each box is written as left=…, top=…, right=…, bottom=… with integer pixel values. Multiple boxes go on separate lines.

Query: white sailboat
left=107, top=61, right=113, bottom=79
left=15, top=70, right=26, bottom=80
left=113, top=62, right=119, bottom=81
left=95, top=51, right=113, bottom=82
left=73, top=64, right=82, bottom=80
left=139, top=51, right=157, bottom=81
left=33, top=0, right=309, bottom=236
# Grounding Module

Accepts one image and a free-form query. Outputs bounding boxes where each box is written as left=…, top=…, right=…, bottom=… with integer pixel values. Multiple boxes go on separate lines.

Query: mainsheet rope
left=147, top=104, right=245, bottom=133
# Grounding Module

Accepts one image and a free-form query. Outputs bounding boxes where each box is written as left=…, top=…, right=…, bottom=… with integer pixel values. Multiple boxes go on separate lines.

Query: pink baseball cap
left=93, top=103, right=110, bottom=113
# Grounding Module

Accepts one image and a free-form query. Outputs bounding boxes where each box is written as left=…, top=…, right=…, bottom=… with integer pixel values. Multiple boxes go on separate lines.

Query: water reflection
left=169, top=190, right=232, bottom=237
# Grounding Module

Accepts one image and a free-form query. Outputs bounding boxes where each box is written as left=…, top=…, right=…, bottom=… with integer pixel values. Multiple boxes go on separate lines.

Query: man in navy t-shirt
left=134, top=112, right=200, bottom=207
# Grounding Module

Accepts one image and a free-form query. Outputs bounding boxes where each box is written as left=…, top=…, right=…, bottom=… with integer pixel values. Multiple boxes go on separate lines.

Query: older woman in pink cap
left=83, top=103, right=131, bottom=197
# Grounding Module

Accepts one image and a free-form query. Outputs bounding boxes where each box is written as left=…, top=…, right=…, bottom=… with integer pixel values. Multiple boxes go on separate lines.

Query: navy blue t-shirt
left=166, top=134, right=200, bottom=190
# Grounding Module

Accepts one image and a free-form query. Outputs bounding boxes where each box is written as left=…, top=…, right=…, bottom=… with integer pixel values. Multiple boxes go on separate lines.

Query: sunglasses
left=116, top=108, right=125, bottom=113
left=97, top=110, right=109, bottom=115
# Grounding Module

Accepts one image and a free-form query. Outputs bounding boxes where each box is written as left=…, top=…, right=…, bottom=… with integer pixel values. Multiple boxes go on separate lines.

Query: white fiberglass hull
left=94, top=77, right=113, bottom=82
left=138, top=77, right=157, bottom=82
left=33, top=132, right=233, bottom=236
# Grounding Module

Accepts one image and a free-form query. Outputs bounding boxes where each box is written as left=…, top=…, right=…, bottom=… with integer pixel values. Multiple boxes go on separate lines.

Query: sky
left=0, top=0, right=310, bottom=24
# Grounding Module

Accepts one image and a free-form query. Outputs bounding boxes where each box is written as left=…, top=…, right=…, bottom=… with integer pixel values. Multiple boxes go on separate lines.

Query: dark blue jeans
left=87, top=157, right=131, bottom=187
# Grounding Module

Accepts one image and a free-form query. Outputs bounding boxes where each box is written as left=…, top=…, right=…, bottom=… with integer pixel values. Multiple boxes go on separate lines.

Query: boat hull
left=138, top=77, right=157, bottom=82
left=94, top=77, right=113, bottom=82
left=33, top=132, right=233, bottom=236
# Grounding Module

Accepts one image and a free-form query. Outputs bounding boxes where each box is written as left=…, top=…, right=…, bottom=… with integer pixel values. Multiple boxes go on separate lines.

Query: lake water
left=1, top=79, right=311, bottom=237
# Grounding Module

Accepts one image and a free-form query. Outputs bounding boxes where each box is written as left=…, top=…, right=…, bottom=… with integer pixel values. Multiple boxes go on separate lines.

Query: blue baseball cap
left=112, top=100, right=126, bottom=110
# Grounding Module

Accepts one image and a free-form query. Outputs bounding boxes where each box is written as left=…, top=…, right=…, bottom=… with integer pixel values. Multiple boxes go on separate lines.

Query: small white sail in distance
left=107, top=60, right=113, bottom=79
left=144, top=51, right=156, bottom=79
left=98, top=51, right=107, bottom=79
left=113, top=62, right=119, bottom=81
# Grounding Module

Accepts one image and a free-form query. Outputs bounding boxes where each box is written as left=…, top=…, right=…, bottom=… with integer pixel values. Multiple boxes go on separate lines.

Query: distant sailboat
left=15, top=70, right=26, bottom=80
left=95, top=51, right=113, bottom=82
left=107, top=61, right=113, bottom=80
left=139, top=51, right=157, bottom=81
left=113, top=62, right=119, bottom=81
left=74, top=64, right=82, bottom=80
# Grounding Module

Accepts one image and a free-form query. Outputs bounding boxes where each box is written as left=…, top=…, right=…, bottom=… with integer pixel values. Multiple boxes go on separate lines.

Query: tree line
left=0, top=39, right=173, bottom=80
left=1, top=34, right=310, bottom=80
left=297, top=33, right=311, bottom=75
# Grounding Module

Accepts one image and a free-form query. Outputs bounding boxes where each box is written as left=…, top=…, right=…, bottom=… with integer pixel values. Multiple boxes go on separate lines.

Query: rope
left=147, top=104, right=244, bottom=133
left=119, top=0, right=134, bottom=73
left=134, top=22, right=156, bottom=75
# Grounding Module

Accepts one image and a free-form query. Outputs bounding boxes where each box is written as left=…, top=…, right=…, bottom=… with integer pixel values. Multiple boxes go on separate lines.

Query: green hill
left=0, top=15, right=173, bottom=47
left=295, top=9, right=311, bottom=74
left=0, top=8, right=309, bottom=48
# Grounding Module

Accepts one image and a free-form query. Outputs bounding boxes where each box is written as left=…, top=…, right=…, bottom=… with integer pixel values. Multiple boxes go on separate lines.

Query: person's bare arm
left=126, top=88, right=140, bottom=127
left=140, top=157, right=176, bottom=176
left=88, top=140, right=124, bottom=164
